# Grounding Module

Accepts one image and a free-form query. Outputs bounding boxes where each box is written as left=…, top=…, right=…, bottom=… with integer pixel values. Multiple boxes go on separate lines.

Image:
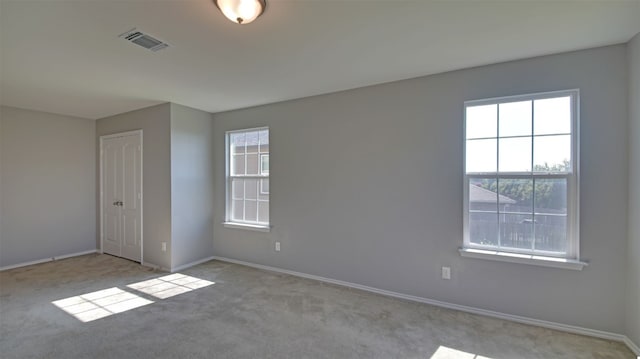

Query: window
left=226, top=128, right=269, bottom=230
left=463, top=90, right=579, bottom=262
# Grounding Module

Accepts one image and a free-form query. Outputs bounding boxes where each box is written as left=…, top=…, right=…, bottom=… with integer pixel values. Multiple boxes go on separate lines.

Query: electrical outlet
left=162, top=242, right=167, bottom=252
left=275, top=242, right=281, bottom=252
left=442, top=266, right=451, bottom=280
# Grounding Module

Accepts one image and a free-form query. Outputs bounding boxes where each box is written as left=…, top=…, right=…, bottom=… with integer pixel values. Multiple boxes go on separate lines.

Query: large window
left=463, top=90, right=579, bottom=260
left=226, top=127, right=269, bottom=229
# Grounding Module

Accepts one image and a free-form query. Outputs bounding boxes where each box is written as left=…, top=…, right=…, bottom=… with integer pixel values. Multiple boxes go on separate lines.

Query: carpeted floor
left=0, top=254, right=634, bottom=359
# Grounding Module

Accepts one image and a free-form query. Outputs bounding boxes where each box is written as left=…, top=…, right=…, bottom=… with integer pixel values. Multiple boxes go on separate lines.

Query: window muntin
left=227, top=128, right=269, bottom=226
left=463, top=90, right=578, bottom=259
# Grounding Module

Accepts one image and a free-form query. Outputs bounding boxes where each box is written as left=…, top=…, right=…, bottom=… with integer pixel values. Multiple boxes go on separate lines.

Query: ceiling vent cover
left=119, top=28, right=169, bottom=52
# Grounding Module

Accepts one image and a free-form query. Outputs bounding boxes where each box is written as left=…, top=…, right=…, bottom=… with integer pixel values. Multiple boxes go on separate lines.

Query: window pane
left=232, top=200, right=244, bottom=221
left=534, top=215, right=567, bottom=253
left=533, top=135, right=571, bottom=172
left=246, top=131, right=259, bottom=153
left=533, top=178, right=567, bottom=252
left=469, top=178, right=498, bottom=246
left=246, top=153, right=259, bottom=175
left=232, top=154, right=245, bottom=175
left=534, top=96, right=571, bottom=135
left=498, top=137, right=532, bottom=172
left=499, top=100, right=531, bottom=137
left=259, top=130, right=269, bottom=153
left=469, top=212, right=498, bottom=246
left=230, top=133, right=245, bottom=154
left=497, top=178, right=533, bottom=250
left=245, top=179, right=258, bottom=200
left=466, top=104, right=497, bottom=139
left=232, top=178, right=244, bottom=200
left=534, top=178, right=567, bottom=213
left=259, top=179, right=269, bottom=199
left=500, top=213, right=533, bottom=250
left=245, top=200, right=258, bottom=222
left=258, top=202, right=269, bottom=224
left=261, top=154, right=269, bottom=175
left=498, top=178, right=532, bottom=212
left=466, top=139, right=496, bottom=173
left=469, top=178, right=497, bottom=211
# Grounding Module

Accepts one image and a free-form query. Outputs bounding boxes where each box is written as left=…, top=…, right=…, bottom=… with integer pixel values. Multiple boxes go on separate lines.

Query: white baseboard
left=212, top=256, right=629, bottom=346
left=171, top=256, right=216, bottom=272
left=141, top=261, right=171, bottom=272
left=624, top=336, right=640, bottom=355
left=143, top=255, right=216, bottom=273
left=0, top=249, right=97, bottom=271
left=142, top=261, right=160, bottom=270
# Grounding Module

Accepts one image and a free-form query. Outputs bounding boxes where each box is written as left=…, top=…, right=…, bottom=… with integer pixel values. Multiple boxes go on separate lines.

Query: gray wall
left=212, top=45, right=629, bottom=334
left=0, top=106, right=96, bottom=267
left=96, top=103, right=172, bottom=270
left=627, top=32, right=640, bottom=348
left=170, top=104, right=215, bottom=269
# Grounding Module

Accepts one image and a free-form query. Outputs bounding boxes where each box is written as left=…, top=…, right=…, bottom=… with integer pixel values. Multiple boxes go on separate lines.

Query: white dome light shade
left=214, top=0, right=266, bottom=25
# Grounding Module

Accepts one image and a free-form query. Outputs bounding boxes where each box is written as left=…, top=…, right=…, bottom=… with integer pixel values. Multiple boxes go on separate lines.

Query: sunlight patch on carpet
left=430, top=345, right=493, bottom=359
left=127, top=273, right=214, bottom=299
left=52, top=287, right=153, bottom=322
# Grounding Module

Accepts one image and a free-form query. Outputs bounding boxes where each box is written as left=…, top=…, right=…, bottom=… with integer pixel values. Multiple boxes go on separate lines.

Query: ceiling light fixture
left=214, top=0, right=266, bottom=25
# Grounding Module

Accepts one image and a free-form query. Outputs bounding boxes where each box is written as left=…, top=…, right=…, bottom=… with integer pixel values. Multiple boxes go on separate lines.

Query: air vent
left=118, top=28, right=169, bottom=52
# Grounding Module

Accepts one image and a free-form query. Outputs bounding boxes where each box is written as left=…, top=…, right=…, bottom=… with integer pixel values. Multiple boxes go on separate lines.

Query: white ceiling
left=1, top=0, right=639, bottom=120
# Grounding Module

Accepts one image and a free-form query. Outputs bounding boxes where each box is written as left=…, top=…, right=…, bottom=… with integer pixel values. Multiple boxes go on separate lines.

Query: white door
left=101, top=131, right=142, bottom=262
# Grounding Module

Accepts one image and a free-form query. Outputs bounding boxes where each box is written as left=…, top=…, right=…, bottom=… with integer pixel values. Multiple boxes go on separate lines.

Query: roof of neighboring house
left=470, top=184, right=517, bottom=204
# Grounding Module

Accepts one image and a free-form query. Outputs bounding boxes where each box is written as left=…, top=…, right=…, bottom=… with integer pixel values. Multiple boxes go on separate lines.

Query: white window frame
left=461, top=89, right=586, bottom=269
left=224, top=127, right=270, bottom=232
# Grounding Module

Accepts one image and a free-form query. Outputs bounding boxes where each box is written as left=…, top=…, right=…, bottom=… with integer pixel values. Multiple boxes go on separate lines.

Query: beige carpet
left=0, top=254, right=634, bottom=358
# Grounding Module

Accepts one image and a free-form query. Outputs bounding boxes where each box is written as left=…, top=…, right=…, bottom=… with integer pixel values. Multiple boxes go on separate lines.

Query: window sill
left=459, top=248, right=588, bottom=270
left=223, top=222, right=271, bottom=232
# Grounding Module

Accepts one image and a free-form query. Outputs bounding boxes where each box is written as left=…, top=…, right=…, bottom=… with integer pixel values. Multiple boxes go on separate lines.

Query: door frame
left=99, top=129, right=144, bottom=263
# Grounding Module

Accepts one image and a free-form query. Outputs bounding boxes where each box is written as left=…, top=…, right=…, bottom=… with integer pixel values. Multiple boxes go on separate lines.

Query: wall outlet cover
left=442, top=266, right=451, bottom=280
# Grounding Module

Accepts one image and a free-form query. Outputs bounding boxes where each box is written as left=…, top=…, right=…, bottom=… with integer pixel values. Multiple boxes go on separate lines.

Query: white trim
left=170, top=256, right=216, bottom=272
left=225, top=126, right=270, bottom=135
left=100, top=129, right=144, bottom=139
left=223, top=222, right=271, bottom=232
left=140, top=131, right=144, bottom=264
left=141, top=261, right=170, bottom=272
left=100, top=135, right=104, bottom=258
left=211, top=256, right=626, bottom=344
left=141, top=261, right=160, bottom=270
left=623, top=336, right=640, bottom=356
left=99, top=130, right=144, bottom=264
left=459, top=248, right=588, bottom=270
left=464, top=89, right=580, bottom=107
left=1, top=258, right=52, bottom=271
left=0, top=250, right=97, bottom=271
left=51, top=250, right=97, bottom=260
